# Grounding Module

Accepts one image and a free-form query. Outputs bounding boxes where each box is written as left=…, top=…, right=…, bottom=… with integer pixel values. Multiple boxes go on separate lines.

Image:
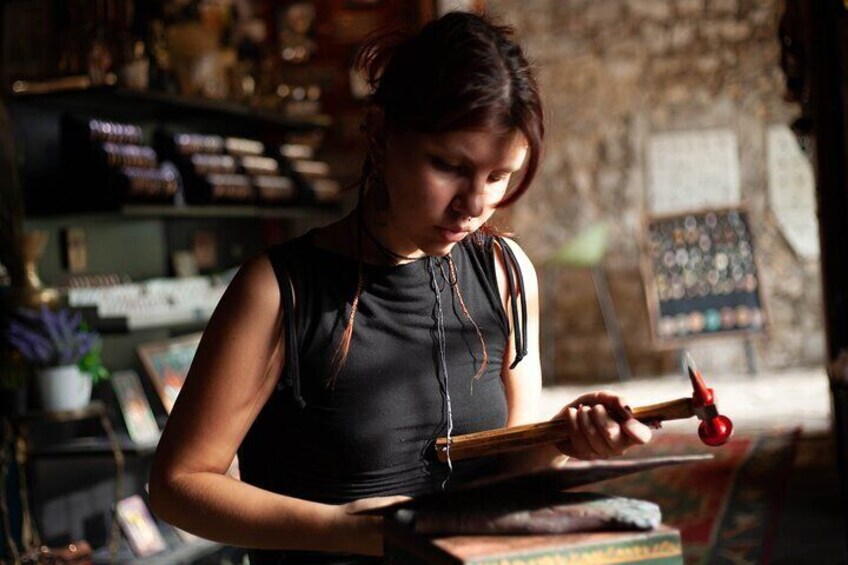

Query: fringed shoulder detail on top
left=265, top=243, right=306, bottom=408
left=490, top=235, right=528, bottom=369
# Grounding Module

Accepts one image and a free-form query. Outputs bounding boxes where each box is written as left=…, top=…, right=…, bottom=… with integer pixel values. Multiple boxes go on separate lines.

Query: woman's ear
left=367, top=105, right=386, bottom=130
left=361, top=106, right=390, bottom=222
left=365, top=106, right=388, bottom=165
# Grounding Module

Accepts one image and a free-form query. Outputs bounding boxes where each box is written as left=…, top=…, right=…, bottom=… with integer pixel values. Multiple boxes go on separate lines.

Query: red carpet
left=577, top=430, right=800, bottom=564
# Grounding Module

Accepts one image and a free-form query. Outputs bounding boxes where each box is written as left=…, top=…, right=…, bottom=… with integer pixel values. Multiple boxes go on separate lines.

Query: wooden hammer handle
left=435, top=397, right=694, bottom=462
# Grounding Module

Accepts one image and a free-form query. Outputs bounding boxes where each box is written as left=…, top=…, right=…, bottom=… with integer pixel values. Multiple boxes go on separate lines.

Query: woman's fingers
left=557, top=391, right=653, bottom=459
left=565, top=404, right=627, bottom=459
left=589, top=404, right=622, bottom=453
left=568, top=391, right=631, bottom=421
left=578, top=405, right=613, bottom=458
left=621, top=417, right=652, bottom=445
left=563, top=406, right=593, bottom=459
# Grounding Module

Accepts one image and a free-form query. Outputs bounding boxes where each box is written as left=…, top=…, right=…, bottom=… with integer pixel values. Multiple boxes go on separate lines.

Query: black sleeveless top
left=238, top=230, right=527, bottom=564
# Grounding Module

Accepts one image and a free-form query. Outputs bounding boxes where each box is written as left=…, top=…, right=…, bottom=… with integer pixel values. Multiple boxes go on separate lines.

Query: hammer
left=435, top=353, right=733, bottom=463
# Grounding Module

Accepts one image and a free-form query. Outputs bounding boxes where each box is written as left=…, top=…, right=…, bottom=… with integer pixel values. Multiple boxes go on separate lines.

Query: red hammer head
left=686, top=353, right=734, bottom=446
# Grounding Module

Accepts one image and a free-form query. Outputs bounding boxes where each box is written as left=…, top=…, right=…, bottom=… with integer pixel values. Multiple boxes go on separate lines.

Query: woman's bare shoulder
left=224, top=252, right=281, bottom=311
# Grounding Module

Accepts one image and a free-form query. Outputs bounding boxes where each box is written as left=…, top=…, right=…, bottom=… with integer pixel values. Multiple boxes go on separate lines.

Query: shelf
left=9, top=403, right=159, bottom=457
left=121, top=203, right=341, bottom=219
left=69, top=279, right=224, bottom=334
left=27, top=434, right=159, bottom=458
left=112, top=87, right=332, bottom=129
left=11, top=400, right=109, bottom=423
left=98, top=317, right=209, bottom=335
left=76, top=307, right=210, bottom=335
left=91, top=537, right=225, bottom=565
left=25, top=204, right=341, bottom=223
left=10, top=85, right=331, bottom=132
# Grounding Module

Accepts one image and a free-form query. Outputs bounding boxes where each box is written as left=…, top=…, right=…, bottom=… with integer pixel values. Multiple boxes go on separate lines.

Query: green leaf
left=549, top=223, right=610, bottom=268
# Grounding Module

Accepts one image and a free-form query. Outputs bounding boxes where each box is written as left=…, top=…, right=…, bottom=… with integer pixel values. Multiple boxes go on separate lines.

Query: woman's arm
left=147, top=254, right=384, bottom=555
left=493, top=238, right=651, bottom=465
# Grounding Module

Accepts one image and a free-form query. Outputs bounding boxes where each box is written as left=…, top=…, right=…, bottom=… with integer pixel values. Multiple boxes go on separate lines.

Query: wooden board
left=386, top=519, right=683, bottom=565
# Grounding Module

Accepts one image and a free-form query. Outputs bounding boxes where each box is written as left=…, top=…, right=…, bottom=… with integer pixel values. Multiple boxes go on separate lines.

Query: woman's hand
left=553, top=391, right=652, bottom=460
left=335, top=495, right=412, bottom=556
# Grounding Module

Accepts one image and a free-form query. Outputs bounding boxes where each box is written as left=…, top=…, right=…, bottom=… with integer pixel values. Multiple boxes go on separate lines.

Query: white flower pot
left=35, top=365, right=92, bottom=412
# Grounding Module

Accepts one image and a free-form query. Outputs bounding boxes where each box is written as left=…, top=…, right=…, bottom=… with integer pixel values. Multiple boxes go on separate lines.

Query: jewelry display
left=643, top=208, right=766, bottom=342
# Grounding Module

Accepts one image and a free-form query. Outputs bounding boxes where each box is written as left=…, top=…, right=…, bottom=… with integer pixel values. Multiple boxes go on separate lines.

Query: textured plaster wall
left=486, top=0, right=823, bottom=382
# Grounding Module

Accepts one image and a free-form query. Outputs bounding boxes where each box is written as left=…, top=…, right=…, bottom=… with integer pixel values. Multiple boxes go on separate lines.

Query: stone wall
left=486, top=0, right=823, bottom=382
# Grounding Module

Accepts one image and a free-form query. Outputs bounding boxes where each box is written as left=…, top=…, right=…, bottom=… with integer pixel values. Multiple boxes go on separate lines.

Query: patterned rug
left=577, top=430, right=800, bottom=564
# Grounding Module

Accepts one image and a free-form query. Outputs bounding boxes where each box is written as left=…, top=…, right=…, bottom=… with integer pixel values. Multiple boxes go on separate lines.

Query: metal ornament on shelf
left=15, top=231, right=59, bottom=308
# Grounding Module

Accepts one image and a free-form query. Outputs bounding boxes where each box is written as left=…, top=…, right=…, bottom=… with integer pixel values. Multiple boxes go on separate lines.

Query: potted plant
left=5, top=305, right=108, bottom=412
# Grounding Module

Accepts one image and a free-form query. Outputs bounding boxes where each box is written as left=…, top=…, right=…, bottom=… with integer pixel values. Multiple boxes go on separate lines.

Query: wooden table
left=384, top=514, right=683, bottom=565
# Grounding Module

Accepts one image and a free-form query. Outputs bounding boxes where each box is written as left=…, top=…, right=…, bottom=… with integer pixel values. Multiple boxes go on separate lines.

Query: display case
left=3, top=86, right=344, bottom=562
left=0, top=401, right=233, bottom=563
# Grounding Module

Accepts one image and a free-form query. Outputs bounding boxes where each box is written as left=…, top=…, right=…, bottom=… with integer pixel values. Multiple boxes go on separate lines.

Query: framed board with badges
left=641, top=207, right=768, bottom=347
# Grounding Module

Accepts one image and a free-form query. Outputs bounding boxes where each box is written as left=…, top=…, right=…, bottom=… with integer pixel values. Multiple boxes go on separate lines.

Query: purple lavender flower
left=5, top=305, right=101, bottom=369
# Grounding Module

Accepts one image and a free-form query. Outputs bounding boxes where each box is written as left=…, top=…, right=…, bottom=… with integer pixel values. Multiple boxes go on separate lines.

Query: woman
left=149, top=12, right=651, bottom=564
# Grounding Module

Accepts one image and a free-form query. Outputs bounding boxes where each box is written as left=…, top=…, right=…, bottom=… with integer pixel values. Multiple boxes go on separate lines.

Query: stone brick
left=720, top=47, right=739, bottom=66
left=696, top=55, right=721, bottom=74
left=605, top=38, right=649, bottom=60
left=628, top=0, right=673, bottom=20
left=670, top=23, right=696, bottom=49
left=585, top=1, right=624, bottom=28
left=665, top=84, right=690, bottom=103
left=802, top=335, right=826, bottom=364
left=607, top=58, right=647, bottom=83
left=650, top=55, right=692, bottom=81
left=709, top=0, right=738, bottom=15
left=676, top=0, right=704, bottom=17
left=689, top=340, right=752, bottom=374
left=749, top=6, right=772, bottom=27
left=700, top=21, right=724, bottom=43
left=597, top=169, right=623, bottom=196
left=642, top=22, right=672, bottom=54
left=719, top=20, right=751, bottom=42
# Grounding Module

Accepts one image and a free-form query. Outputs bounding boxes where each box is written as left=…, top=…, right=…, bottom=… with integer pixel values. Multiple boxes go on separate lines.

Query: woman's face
left=381, top=128, right=529, bottom=257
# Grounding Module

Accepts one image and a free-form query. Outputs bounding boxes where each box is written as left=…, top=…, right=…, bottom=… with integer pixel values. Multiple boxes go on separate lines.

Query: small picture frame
left=115, top=495, right=167, bottom=557
left=111, top=370, right=160, bottom=445
left=137, top=333, right=202, bottom=413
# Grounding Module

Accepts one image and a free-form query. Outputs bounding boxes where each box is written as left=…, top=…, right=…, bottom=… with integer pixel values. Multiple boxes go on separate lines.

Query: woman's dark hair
left=329, top=12, right=544, bottom=385
left=357, top=11, right=544, bottom=206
